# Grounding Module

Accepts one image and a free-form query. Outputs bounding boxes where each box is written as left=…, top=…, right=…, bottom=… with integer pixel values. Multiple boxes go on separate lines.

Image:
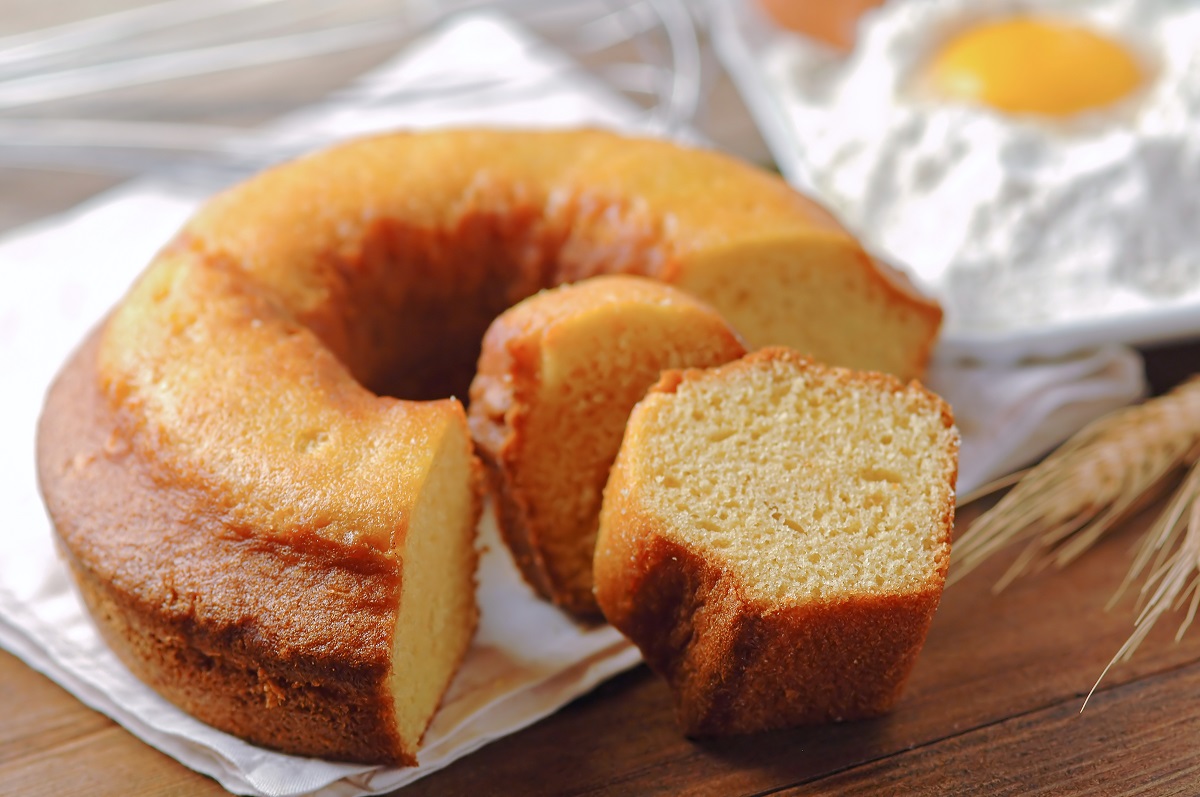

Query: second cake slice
left=469, top=276, right=747, bottom=618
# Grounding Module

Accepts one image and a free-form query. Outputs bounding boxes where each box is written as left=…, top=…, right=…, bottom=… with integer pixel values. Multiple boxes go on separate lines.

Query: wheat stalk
left=1082, top=457, right=1200, bottom=707
left=949, top=376, right=1200, bottom=698
left=951, top=376, right=1200, bottom=586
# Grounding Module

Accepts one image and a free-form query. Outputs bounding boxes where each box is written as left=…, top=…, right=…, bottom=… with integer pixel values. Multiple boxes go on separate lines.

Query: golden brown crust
left=469, top=278, right=747, bottom=619
left=36, top=129, right=943, bottom=762
left=178, top=129, right=939, bottom=389
left=38, top=331, right=428, bottom=764
left=469, top=324, right=561, bottom=607
left=595, top=347, right=958, bottom=735
left=594, top=527, right=943, bottom=733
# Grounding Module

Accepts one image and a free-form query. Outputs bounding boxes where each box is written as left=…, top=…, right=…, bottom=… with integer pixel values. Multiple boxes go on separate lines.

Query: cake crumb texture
left=470, top=275, right=747, bottom=617
left=594, top=347, right=959, bottom=734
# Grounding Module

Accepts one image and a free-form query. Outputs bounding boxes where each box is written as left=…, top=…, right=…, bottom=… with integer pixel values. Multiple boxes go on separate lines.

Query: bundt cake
left=36, top=129, right=942, bottom=764
left=593, top=347, right=959, bottom=735
left=469, top=276, right=747, bottom=618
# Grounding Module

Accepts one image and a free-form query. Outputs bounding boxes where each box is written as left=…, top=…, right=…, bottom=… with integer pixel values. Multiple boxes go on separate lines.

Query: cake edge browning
left=593, top=527, right=948, bottom=734
left=34, top=128, right=947, bottom=762
left=36, top=329, right=473, bottom=765
left=469, top=277, right=750, bottom=620
left=468, top=313, right=565, bottom=610
left=594, top=350, right=958, bottom=734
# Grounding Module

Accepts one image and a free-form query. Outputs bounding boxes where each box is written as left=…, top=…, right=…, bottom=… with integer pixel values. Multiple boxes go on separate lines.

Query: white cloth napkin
left=927, top=348, right=1146, bottom=497
left=0, top=10, right=1146, bottom=797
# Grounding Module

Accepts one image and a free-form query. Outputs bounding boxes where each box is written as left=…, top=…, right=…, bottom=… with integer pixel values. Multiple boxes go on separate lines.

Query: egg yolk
left=758, top=0, right=886, bottom=52
left=926, top=17, right=1143, bottom=116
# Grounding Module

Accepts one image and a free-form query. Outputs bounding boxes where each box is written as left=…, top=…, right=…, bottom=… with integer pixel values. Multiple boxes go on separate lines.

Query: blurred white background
left=0, top=0, right=770, bottom=233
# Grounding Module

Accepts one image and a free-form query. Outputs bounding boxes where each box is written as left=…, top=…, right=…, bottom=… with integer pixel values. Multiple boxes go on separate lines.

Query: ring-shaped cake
left=37, top=129, right=940, bottom=764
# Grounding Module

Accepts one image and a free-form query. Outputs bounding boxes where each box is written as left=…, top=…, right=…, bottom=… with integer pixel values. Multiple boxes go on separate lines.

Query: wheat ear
left=950, top=377, right=1200, bottom=591
left=949, top=376, right=1200, bottom=704
left=1083, top=454, right=1200, bottom=708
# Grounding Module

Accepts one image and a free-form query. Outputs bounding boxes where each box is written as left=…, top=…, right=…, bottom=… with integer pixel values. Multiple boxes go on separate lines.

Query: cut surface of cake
left=470, top=275, right=747, bottom=617
left=593, top=347, right=959, bottom=734
left=38, top=328, right=480, bottom=766
left=37, top=128, right=943, bottom=762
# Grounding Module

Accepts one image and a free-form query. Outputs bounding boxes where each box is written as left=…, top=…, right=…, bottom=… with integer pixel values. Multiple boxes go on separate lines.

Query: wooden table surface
left=6, top=394, right=1200, bottom=797
left=4, top=3, right=1200, bottom=795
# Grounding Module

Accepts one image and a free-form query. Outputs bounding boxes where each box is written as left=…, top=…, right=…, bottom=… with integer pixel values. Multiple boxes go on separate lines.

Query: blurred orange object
left=756, top=0, right=886, bottom=52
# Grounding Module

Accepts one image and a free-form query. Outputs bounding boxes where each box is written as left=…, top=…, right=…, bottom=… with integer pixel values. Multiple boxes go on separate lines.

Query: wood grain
left=0, top=649, right=226, bottom=795
left=6, top=419, right=1200, bottom=795
left=5, top=360, right=1199, bottom=794
left=5, top=306, right=1198, bottom=797
left=3, top=2, right=1199, bottom=793
left=793, top=659, right=1200, bottom=796
left=398, top=500, right=1200, bottom=797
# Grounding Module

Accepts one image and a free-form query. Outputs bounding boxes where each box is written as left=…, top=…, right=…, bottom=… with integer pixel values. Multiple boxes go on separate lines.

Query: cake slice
left=469, top=276, right=747, bottom=618
left=594, top=347, right=958, bottom=733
